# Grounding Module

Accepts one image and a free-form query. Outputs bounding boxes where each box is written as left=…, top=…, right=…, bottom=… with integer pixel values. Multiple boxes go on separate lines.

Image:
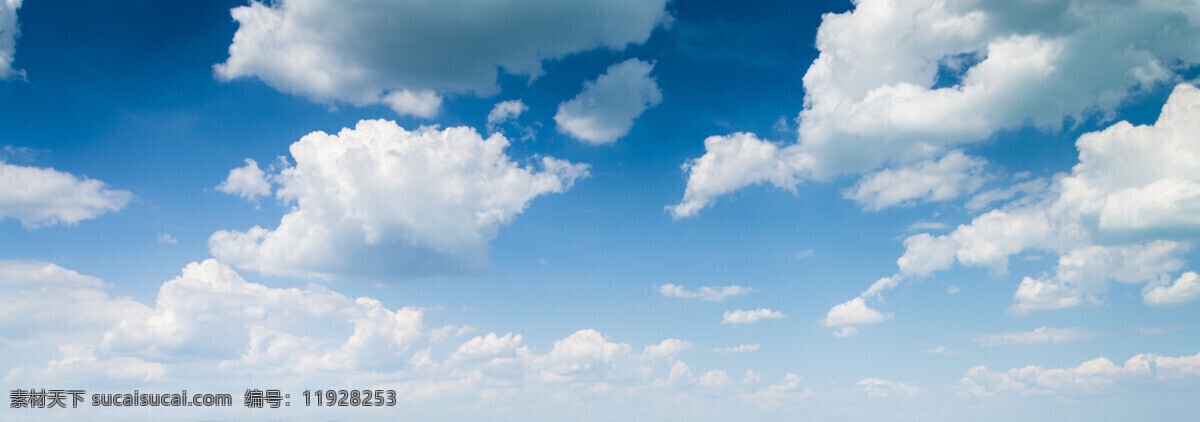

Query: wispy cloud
left=976, top=327, right=1095, bottom=347
left=658, top=284, right=754, bottom=302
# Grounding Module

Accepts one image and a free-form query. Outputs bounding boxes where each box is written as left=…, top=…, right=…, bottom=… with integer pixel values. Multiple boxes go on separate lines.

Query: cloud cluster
left=897, top=84, right=1200, bottom=313
left=958, top=351, right=1200, bottom=398
left=0, top=0, right=20, bottom=79
left=209, top=120, right=588, bottom=280
left=555, top=58, right=662, bottom=144
left=671, top=0, right=1200, bottom=217
left=214, top=0, right=671, bottom=117
left=1, top=259, right=814, bottom=416
left=0, top=161, right=132, bottom=228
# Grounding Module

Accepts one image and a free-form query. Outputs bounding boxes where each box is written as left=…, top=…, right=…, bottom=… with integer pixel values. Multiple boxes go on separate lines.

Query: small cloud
left=658, top=284, right=753, bottom=302
left=713, top=344, right=761, bottom=354
left=721, top=308, right=786, bottom=325
left=156, top=233, right=178, bottom=245
left=947, top=286, right=960, bottom=295
left=906, top=221, right=949, bottom=232
left=795, top=250, right=814, bottom=259
left=486, top=99, right=528, bottom=132
left=976, top=327, right=1095, bottom=347
left=216, top=158, right=272, bottom=202
left=923, top=345, right=957, bottom=356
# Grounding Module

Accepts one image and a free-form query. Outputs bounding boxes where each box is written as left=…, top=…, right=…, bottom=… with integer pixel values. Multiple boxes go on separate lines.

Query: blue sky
left=2, top=0, right=1200, bottom=420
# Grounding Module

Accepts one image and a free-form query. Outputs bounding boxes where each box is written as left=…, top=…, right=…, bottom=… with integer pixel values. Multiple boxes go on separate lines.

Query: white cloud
left=844, top=150, right=987, bottom=211
left=486, top=99, right=528, bottom=132
left=0, top=0, right=22, bottom=79
left=738, top=373, right=811, bottom=408
left=156, top=233, right=177, bottom=245
left=713, top=344, right=760, bottom=354
left=958, top=351, right=1200, bottom=398
left=924, top=345, right=957, bottom=356
left=892, top=84, right=1200, bottom=314
left=0, top=161, right=133, bottom=228
left=2, top=259, right=831, bottom=417
left=860, top=274, right=902, bottom=299
left=1143, top=272, right=1200, bottom=306
left=671, top=0, right=1200, bottom=217
left=215, top=158, right=272, bottom=201
left=795, top=249, right=815, bottom=259
left=820, top=297, right=889, bottom=337
left=820, top=275, right=900, bottom=337
left=214, top=0, right=670, bottom=117
left=947, top=286, right=961, bottom=295
left=975, top=327, right=1094, bottom=347
left=856, top=378, right=918, bottom=399
left=657, top=283, right=754, bottom=302
left=644, top=338, right=694, bottom=359
left=668, top=132, right=802, bottom=219
left=554, top=58, right=662, bottom=144
left=208, top=120, right=588, bottom=280
left=721, top=308, right=786, bottom=325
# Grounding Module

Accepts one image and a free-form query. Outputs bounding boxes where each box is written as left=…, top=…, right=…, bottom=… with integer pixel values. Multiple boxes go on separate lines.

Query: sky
left=1, top=0, right=1200, bottom=420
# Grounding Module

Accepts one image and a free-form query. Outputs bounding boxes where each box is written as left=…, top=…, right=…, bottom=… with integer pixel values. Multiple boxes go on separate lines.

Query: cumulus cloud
left=2, top=259, right=832, bottom=417
left=657, top=283, right=754, bottom=302
left=820, top=297, right=890, bottom=338
left=958, top=351, right=1200, bottom=398
left=554, top=58, right=662, bottom=144
left=215, top=158, right=272, bottom=201
left=721, top=308, right=786, bottom=325
left=0, top=161, right=133, bottom=228
left=1143, top=272, right=1200, bottom=306
left=856, top=378, right=919, bottom=399
left=669, top=132, right=802, bottom=219
left=208, top=119, right=588, bottom=280
left=819, top=275, right=901, bottom=337
left=671, top=0, right=1200, bottom=217
left=486, top=99, right=528, bottom=132
left=844, top=150, right=987, bottom=211
left=975, top=327, right=1094, bottom=347
left=894, top=85, right=1200, bottom=313
left=0, top=0, right=21, bottom=79
left=214, top=0, right=670, bottom=117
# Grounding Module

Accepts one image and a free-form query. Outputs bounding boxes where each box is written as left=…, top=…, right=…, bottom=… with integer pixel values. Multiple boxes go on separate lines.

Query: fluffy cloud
left=208, top=119, right=588, bottom=280
left=1, top=259, right=834, bottom=418
left=657, top=283, right=754, bottom=301
left=671, top=0, right=1200, bottom=217
left=214, top=0, right=670, bottom=117
left=0, top=161, right=133, bottom=228
left=215, top=158, right=272, bottom=201
left=958, top=351, right=1200, bottom=398
left=844, top=150, right=986, bottom=211
left=856, top=378, right=919, bottom=399
left=820, top=297, right=889, bottom=338
left=486, top=99, right=528, bottom=132
left=554, top=58, right=662, bottom=144
left=669, top=132, right=802, bottom=219
left=721, top=308, right=786, bottom=325
left=975, top=327, right=1094, bottom=347
left=896, top=84, right=1200, bottom=313
left=1143, top=272, right=1200, bottom=306
left=0, top=0, right=20, bottom=79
